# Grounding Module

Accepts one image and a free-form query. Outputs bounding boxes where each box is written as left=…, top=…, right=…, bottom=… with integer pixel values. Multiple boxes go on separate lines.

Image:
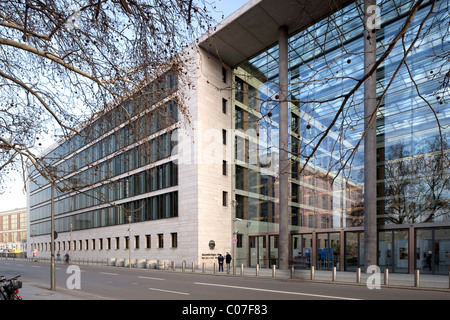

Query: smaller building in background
left=0, top=207, right=27, bottom=255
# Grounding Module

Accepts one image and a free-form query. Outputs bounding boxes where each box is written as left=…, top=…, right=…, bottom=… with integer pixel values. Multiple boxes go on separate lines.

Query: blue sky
left=0, top=0, right=248, bottom=212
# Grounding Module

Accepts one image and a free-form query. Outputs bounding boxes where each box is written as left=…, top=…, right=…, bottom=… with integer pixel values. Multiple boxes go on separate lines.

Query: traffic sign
left=232, top=237, right=237, bottom=243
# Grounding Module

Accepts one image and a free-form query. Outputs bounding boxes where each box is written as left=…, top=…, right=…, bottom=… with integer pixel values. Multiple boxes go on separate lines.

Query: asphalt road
left=1, top=260, right=449, bottom=301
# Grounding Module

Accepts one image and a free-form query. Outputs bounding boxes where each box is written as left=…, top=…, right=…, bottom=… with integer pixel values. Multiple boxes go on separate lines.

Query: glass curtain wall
left=233, top=0, right=449, bottom=269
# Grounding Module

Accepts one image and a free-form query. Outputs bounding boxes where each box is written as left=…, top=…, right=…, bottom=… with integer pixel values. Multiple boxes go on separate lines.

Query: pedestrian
left=225, top=252, right=232, bottom=273
left=64, top=252, right=70, bottom=264
left=218, top=254, right=224, bottom=272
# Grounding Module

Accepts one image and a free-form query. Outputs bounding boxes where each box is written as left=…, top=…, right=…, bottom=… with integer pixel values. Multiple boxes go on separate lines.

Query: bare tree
left=0, top=0, right=216, bottom=195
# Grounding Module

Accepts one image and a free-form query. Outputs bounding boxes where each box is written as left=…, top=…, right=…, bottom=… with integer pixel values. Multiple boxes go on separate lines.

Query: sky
left=0, top=0, right=248, bottom=213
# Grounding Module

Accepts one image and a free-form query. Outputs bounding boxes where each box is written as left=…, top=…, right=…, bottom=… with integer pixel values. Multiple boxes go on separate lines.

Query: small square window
left=223, top=191, right=228, bottom=207
left=222, top=129, right=227, bottom=145
left=222, top=67, right=227, bottom=83
left=158, top=234, right=164, bottom=248
left=222, top=98, right=227, bottom=114
left=171, top=233, right=178, bottom=248
left=222, top=160, right=227, bottom=176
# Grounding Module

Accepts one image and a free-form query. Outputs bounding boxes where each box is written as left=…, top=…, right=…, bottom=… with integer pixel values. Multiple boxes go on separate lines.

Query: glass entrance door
left=249, top=236, right=267, bottom=268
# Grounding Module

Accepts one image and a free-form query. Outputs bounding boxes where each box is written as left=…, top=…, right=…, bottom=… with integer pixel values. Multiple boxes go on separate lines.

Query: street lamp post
left=50, top=178, right=56, bottom=290
left=128, top=214, right=132, bottom=269
left=231, top=200, right=238, bottom=275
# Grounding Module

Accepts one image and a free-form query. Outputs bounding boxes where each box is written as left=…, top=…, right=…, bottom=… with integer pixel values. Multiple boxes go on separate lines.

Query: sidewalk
left=218, top=266, right=450, bottom=291
left=18, top=281, right=105, bottom=300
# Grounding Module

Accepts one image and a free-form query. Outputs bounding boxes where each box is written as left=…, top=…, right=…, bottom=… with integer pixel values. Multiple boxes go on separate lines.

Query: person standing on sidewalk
left=218, top=254, right=224, bottom=272
left=225, top=252, right=232, bottom=273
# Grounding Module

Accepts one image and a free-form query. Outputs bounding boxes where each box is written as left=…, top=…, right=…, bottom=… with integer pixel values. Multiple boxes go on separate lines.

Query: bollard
left=182, top=261, right=186, bottom=272
left=384, top=269, right=389, bottom=286
left=192, top=262, right=195, bottom=272
left=256, top=264, right=260, bottom=276
left=213, top=263, right=216, bottom=274
left=172, top=261, right=176, bottom=271
left=332, top=266, right=337, bottom=282
left=311, top=266, right=315, bottom=280
left=240, top=264, right=244, bottom=276
left=202, top=262, right=206, bottom=273
left=291, top=266, right=295, bottom=279
left=415, top=269, right=420, bottom=287
left=356, top=268, right=361, bottom=283
left=272, top=265, right=276, bottom=278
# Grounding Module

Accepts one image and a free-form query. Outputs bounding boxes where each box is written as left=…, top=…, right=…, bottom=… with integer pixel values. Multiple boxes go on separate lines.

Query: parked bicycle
left=0, top=275, right=22, bottom=300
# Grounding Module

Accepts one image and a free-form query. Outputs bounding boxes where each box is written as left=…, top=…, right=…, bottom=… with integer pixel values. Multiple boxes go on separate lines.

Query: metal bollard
left=240, top=264, right=244, bottom=276
left=356, top=268, right=361, bottom=283
left=272, top=265, right=276, bottom=278
left=291, top=266, right=295, bottom=279
left=213, top=263, right=216, bottom=274
left=415, top=269, right=420, bottom=287
left=311, top=266, right=315, bottom=280
left=202, top=262, right=206, bottom=273
left=182, top=261, right=186, bottom=272
left=256, top=264, right=260, bottom=276
left=172, top=261, right=176, bottom=271
left=384, top=269, right=389, bottom=286
left=332, top=266, right=337, bottom=282
left=192, top=262, right=195, bottom=272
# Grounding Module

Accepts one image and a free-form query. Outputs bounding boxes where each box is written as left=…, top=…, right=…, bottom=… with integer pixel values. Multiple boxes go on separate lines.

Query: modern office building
left=27, top=0, right=449, bottom=274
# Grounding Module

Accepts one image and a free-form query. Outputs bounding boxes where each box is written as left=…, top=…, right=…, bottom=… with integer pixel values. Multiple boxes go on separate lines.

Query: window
left=115, top=237, right=120, bottom=249
left=99, top=238, right=103, bottom=250
left=146, top=234, right=151, bottom=248
left=237, top=234, right=243, bottom=248
left=171, top=233, right=178, bottom=248
left=106, top=238, right=111, bottom=250
left=222, top=67, right=227, bottom=83
left=125, top=236, right=129, bottom=249
left=135, top=235, right=140, bottom=249
left=222, top=160, right=227, bottom=176
left=222, top=98, right=227, bottom=114
left=222, top=129, right=227, bottom=145
left=223, top=191, right=228, bottom=207
left=158, top=234, right=164, bottom=248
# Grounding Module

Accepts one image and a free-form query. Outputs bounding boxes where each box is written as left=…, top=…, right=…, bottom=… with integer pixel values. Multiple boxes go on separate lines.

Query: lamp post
left=128, top=214, right=132, bottom=269
left=231, top=200, right=238, bottom=275
left=48, top=166, right=57, bottom=291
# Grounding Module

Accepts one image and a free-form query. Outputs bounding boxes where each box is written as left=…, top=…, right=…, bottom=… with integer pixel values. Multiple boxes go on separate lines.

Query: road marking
left=100, top=272, right=118, bottom=276
left=31, top=265, right=41, bottom=268
left=149, top=287, right=189, bottom=296
left=194, top=282, right=361, bottom=300
left=138, top=276, right=165, bottom=281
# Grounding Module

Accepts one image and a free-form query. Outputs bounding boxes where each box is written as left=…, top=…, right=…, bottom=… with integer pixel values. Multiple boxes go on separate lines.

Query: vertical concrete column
left=278, top=25, right=290, bottom=270
left=363, top=0, right=378, bottom=271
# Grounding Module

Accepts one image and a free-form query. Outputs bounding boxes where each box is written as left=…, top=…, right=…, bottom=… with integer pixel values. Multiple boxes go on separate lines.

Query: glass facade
left=28, top=71, right=179, bottom=237
left=232, top=0, right=449, bottom=273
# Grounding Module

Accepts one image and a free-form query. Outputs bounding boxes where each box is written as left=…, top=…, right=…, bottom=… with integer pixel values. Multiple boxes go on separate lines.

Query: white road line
left=100, top=272, right=118, bottom=276
left=138, top=276, right=165, bottom=281
left=149, top=287, right=189, bottom=296
left=194, top=282, right=361, bottom=300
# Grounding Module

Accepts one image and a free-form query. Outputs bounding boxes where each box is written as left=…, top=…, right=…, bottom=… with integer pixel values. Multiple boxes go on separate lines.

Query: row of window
left=31, top=232, right=178, bottom=253
left=30, top=161, right=178, bottom=222
left=30, top=191, right=178, bottom=236
left=29, top=71, right=178, bottom=177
